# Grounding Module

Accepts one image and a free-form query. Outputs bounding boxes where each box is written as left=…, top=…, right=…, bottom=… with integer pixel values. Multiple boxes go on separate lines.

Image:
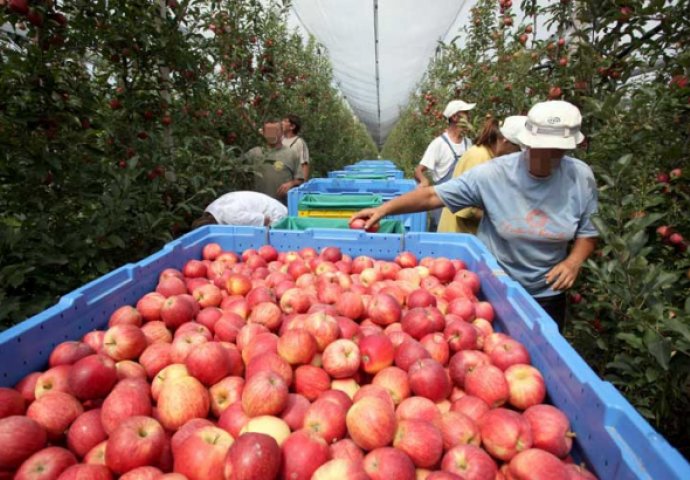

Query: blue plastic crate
left=355, top=159, right=398, bottom=168
left=355, top=160, right=398, bottom=168
left=288, top=179, right=425, bottom=231
left=343, top=164, right=403, bottom=173
left=327, top=169, right=405, bottom=180
left=0, top=227, right=688, bottom=480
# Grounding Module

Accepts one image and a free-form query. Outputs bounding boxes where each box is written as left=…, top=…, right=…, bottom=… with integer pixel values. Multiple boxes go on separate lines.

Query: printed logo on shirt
left=500, top=209, right=567, bottom=240
left=274, top=161, right=285, bottom=172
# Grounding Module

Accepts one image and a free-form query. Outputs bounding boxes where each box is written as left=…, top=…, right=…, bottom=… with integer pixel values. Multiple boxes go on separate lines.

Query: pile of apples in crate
left=0, top=244, right=598, bottom=480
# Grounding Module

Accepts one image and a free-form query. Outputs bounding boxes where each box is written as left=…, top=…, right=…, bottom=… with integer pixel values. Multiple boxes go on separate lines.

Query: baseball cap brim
left=443, top=101, right=476, bottom=118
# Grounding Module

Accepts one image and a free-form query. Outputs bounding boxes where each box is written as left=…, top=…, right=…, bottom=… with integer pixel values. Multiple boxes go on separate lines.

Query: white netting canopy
left=287, top=0, right=552, bottom=146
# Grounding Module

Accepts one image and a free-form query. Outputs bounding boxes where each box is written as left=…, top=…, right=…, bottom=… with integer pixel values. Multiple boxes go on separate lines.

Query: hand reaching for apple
left=349, top=208, right=383, bottom=232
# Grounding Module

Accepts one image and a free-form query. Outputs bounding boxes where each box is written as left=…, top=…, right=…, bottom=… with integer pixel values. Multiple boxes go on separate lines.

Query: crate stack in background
left=283, top=159, right=427, bottom=232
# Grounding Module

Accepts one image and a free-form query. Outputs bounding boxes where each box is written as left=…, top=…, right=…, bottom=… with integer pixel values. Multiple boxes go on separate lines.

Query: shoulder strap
left=440, top=134, right=460, bottom=162
left=289, top=136, right=300, bottom=148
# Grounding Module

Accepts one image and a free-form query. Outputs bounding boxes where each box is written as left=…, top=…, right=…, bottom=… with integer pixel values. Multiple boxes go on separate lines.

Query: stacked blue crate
left=287, top=179, right=426, bottom=231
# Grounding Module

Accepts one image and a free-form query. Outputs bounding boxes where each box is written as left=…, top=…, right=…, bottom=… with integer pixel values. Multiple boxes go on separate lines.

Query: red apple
left=217, top=402, right=249, bottom=438
left=241, top=332, right=278, bottom=365
left=440, top=411, right=481, bottom=449
left=116, top=360, right=147, bottom=380
left=395, top=396, right=441, bottom=427
left=101, top=378, right=152, bottom=434
left=170, top=418, right=214, bottom=456
left=464, top=364, right=509, bottom=408
left=474, top=302, right=494, bottom=322
left=141, top=321, right=172, bottom=345
left=304, top=311, right=341, bottom=351
left=68, top=354, right=118, bottom=400
left=49, top=341, right=95, bottom=367
left=0, top=387, right=25, bottom=418
left=508, top=448, right=567, bottom=480
left=444, top=320, right=479, bottom=352
left=120, top=466, right=163, bottom=480
left=102, top=324, right=147, bottom=361
left=170, top=332, right=208, bottom=363
left=303, top=398, right=347, bottom=443
left=56, top=464, right=112, bottom=480
left=139, top=343, right=173, bottom=379
left=245, top=352, right=292, bottom=386
left=330, top=438, right=364, bottom=463
left=401, top=307, right=445, bottom=340
left=151, top=364, right=189, bottom=401
left=183, top=341, right=231, bottom=387
left=280, top=429, right=331, bottom=480
left=419, top=332, right=450, bottom=365
left=209, top=376, right=244, bottom=417
left=430, top=258, right=456, bottom=283
left=367, top=293, right=402, bottom=326
left=312, top=458, right=369, bottom=480
left=241, top=370, right=288, bottom=417
left=277, top=329, right=318, bottom=365
left=280, top=287, right=312, bottom=314
left=335, top=291, right=365, bottom=320
left=322, top=339, right=361, bottom=378
left=364, top=447, right=415, bottom=480
left=136, top=292, right=166, bottom=322
left=160, top=295, right=196, bottom=330
left=505, top=364, right=546, bottom=410
left=406, top=288, right=436, bottom=308
left=280, top=393, right=311, bottom=431
left=15, top=372, right=42, bottom=403
left=193, top=283, right=223, bottom=308
left=35, top=365, right=72, bottom=399
left=15, top=446, right=77, bottom=480
left=523, top=404, right=573, bottom=458
left=105, top=416, right=166, bottom=474
left=394, top=339, right=431, bottom=371
left=408, top=358, right=451, bottom=402
left=372, top=366, right=410, bottom=405
left=441, top=444, right=497, bottom=480
left=224, top=432, right=281, bottom=480
left=174, top=425, right=233, bottom=480
left=395, top=252, right=418, bottom=268
left=157, top=376, right=210, bottom=431
left=27, top=391, right=83, bottom=440
left=346, top=396, right=397, bottom=451
left=183, top=259, right=207, bottom=278
left=479, top=408, right=532, bottom=461
left=0, top=416, right=47, bottom=470
left=393, top=419, right=443, bottom=468
left=489, top=339, right=530, bottom=370
left=448, top=350, right=491, bottom=389
left=67, top=409, right=107, bottom=458
left=360, top=333, right=395, bottom=374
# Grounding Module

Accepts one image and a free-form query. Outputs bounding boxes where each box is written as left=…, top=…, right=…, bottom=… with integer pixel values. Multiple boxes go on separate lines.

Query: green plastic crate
left=271, top=217, right=404, bottom=233
left=297, top=193, right=383, bottom=210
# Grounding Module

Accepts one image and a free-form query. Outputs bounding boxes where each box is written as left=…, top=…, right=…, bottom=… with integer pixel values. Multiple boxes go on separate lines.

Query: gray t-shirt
left=435, top=152, right=598, bottom=298
left=247, top=145, right=303, bottom=201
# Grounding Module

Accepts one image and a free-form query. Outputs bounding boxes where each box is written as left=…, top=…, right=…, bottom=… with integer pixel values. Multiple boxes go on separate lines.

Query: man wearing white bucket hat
left=352, top=101, right=598, bottom=330
left=437, top=115, right=526, bottom=234
left=415, top=99, right=476, bottom=230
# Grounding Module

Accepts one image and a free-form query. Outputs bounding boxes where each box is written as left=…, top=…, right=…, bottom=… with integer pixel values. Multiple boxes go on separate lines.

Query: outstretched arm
left=351, top=186, right=444, bottom=230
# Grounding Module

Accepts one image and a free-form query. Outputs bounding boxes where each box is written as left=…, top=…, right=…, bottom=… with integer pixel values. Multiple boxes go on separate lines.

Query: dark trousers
left=535, top=293, right=567, bottom=332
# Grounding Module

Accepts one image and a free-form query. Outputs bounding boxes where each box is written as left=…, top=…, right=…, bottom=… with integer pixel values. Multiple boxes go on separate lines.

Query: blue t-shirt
left=435, top=152, right=598, bottom=298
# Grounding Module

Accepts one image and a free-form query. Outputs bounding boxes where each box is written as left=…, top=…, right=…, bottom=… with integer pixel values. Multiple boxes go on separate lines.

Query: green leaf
left=644, top=329, right=671, bottom=370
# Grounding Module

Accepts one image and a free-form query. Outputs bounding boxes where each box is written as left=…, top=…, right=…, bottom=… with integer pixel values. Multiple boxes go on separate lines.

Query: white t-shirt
left=420, top=134, right=471, bottom=182
left=283, top=136, right=310, bottom=165
left=205, top=191, right=288, bottom=226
